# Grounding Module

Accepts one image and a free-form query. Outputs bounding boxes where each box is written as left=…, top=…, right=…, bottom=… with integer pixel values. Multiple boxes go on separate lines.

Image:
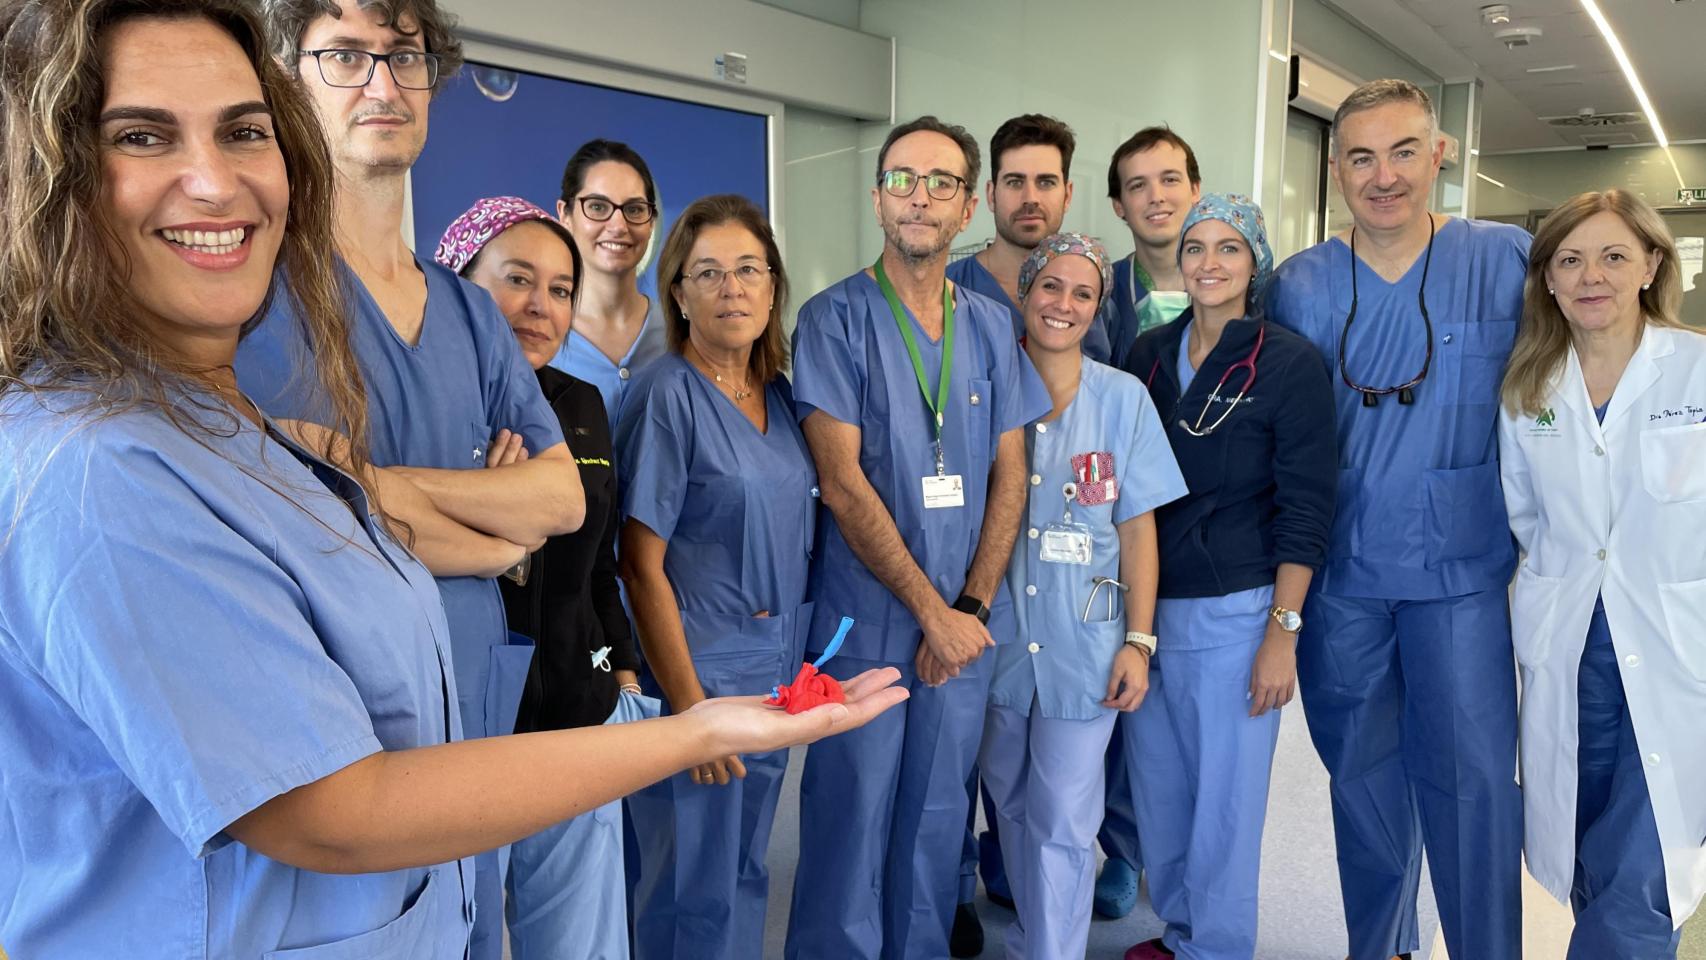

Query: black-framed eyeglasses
left=299, top=48, right=441, bottom=90
left=1339, top=212, right=1437, bottom=407
left=572, top=195, right=657, bottom=225
left=878, top=169, right=968, bottom=202
left=680, top=263, right=774, bottom=293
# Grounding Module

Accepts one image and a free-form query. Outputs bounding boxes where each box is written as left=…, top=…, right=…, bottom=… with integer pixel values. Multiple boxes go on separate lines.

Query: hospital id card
left=1039, top=521, right=1093, bottom=565
left=922, top=474, right=966, bottom=509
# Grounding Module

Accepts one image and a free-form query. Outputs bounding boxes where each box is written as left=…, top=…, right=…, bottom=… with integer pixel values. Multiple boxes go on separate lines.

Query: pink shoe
left=1123, top=939, right=1173, bottom=960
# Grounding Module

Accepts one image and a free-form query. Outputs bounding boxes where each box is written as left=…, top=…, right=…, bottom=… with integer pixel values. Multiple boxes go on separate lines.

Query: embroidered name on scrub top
left=875, top=256, right=964, bottom=509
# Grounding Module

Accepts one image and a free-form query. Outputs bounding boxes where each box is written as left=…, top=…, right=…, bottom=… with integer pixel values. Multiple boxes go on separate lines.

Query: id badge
left=922, top=474, right=966, bottom=509
left=1039, top=520, right=1093, bottom=565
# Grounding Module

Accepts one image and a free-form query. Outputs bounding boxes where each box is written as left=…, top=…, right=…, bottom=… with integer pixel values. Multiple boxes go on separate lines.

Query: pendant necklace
left=691, top=342, right=752, bottom=401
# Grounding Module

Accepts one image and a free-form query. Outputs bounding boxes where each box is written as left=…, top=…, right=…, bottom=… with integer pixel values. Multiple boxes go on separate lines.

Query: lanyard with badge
left=875, top=257, right=965, bottom=509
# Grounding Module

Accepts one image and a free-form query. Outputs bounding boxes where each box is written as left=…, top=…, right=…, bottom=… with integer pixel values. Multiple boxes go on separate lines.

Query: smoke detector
left=1495, top=25, right=1544, bottom=48
left=1481, top=4, right=1512, bottom=24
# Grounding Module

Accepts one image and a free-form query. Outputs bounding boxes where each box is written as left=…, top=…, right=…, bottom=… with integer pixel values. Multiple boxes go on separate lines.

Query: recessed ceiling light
left=1481, top=4, right=1512, bottom=25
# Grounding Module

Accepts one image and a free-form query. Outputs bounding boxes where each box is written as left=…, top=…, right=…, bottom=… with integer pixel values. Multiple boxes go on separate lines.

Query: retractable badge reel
left=1039, top=482, right=1093, bottom=565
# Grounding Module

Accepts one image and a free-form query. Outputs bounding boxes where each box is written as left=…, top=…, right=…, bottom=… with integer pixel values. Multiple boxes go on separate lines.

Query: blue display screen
left=411, top=60, right=770, bottom=296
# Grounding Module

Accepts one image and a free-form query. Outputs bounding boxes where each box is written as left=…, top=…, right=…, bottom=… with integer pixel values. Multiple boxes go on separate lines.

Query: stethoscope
left=1145, top=322, right=1266, bottom=437
left=1338, top=212, right=1435, bottom=407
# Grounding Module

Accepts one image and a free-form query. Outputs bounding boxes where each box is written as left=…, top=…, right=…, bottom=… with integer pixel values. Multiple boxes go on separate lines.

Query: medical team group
left=0, top=1, right=1701, bottom=959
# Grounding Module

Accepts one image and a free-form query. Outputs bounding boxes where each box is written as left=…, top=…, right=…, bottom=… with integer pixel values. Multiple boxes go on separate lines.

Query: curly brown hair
left=262, top=0, right=464, bottom=91
left=0, top=0, right=378, bottom=513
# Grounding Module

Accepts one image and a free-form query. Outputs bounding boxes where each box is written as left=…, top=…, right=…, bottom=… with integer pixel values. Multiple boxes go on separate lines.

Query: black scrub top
left=502, top=366, right=639, bottom=733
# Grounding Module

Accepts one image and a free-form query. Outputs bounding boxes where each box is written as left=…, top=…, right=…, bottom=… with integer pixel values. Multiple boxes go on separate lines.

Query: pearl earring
left=1548, top=288, right=1555, bottom=295
left=1642, top=283, right=1651, bottom=291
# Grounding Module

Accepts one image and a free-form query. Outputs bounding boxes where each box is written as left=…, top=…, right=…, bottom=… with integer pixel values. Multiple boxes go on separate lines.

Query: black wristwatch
left=952, top=594, right=991, bottom=625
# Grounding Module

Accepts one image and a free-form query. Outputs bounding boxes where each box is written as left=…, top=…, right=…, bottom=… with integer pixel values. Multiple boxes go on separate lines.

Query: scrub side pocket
left=1422, top=460, right=1507, bottom=567
left=262, top=868, right=451, bottom=960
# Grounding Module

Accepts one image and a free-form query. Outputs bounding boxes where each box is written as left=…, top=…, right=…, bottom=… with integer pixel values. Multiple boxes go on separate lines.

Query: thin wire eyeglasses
left=681, top=264, right=774, bottom=293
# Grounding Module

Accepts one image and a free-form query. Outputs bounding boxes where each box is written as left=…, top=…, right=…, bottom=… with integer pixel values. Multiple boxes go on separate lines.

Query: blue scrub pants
left=786, top=653, right=992, bottom=960
left=980, top=702, right=1117, bottom=960
left=1099, top=720, right=1144, bottom=866
left=469, top=639, right=539, bottom=960
left=1568, top=604, right=1680, bottom=960
left=960, top=770, right=1002, bottom=903
left=631, top=689, right=789, bottom=960
left=1296, top=587, right=1521, bottom=960
left=505, top=692, right=658, bottom=960
left=1126, top=605, right=1280, bottom=960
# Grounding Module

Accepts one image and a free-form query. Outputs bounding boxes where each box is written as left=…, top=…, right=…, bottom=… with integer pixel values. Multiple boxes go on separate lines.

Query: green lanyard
left=873, top=256, right=955, bottom=476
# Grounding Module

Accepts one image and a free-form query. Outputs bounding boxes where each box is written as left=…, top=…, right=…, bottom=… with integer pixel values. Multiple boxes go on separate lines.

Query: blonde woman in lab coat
left=1499, top=189, right=1706, bottom=959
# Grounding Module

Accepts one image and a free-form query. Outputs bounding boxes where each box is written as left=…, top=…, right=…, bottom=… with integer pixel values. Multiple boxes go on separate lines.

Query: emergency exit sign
left=1680, top=188, right=1706, bottom=203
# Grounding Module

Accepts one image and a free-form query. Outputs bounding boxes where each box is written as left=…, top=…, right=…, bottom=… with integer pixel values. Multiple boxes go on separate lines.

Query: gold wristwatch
left=1270, top=604, right=1303, bottom=633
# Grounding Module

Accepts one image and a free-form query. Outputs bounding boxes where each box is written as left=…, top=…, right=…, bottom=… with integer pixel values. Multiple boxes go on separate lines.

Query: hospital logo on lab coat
left=1529, top=407, right=1560, bottom=437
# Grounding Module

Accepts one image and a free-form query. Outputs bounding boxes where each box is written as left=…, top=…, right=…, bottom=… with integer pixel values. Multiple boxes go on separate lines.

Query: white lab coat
left=1499, top=323, right=1706, bottom=929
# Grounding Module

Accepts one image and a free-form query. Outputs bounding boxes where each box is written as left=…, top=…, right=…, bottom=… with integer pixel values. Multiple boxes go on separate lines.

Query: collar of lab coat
left=1553, top=321, right=1678, bottom=441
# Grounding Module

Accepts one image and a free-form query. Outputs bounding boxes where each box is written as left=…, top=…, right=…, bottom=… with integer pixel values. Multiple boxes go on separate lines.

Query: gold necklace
left=689, top=342, right=753, bottom=401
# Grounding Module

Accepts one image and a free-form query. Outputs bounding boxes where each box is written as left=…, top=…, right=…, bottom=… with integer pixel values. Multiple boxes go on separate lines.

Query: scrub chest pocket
left=1433, top=321, right=1516, bottom=407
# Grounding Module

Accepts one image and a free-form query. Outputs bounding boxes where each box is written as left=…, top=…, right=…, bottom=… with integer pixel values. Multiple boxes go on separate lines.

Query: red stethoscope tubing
left=1146, top=322, right=1265, bottom=437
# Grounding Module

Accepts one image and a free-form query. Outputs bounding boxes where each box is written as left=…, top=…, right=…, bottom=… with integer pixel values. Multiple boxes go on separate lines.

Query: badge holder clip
left=1039, top=482, right=1093, bottom=566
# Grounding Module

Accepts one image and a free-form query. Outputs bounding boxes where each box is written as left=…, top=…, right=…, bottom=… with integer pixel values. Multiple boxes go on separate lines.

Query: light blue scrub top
left=0, top=386, right=474, bottom=958
left=1165, top=327, right=1276, bottom=649
left=1267, top=217, right=1530, bottom=600
left=947, top=252, right=1113, bottom=363
left=236, top=258, right=564, bottom=736
left=792, top=271, right=1052, bottom=662
left=988, top=358, right=1187, bottom=719
left=616, top=354, right=819, bottom=685
left=548, top=296, right=668, bottom=427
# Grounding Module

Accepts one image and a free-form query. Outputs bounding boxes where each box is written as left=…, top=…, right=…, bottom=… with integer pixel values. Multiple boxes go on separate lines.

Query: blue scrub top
left=988, top=358, right=1187, bottom=719
left=0, top=385, right=473, bottom=958
left=1267, top=217, right=1530, bottom=600
left=236, top=258, right=564, bottom=735
left=616, top=354, right=819, bottom=679
left=948, top=252, right=1114, bottom=363
left=792, top=270, right=1052, bottom=662
left=548, top=296, right=668, bottom=428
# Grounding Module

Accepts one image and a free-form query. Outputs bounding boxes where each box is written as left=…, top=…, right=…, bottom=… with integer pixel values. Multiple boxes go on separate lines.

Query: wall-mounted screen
left=411, top=59, right=770, bottom=297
